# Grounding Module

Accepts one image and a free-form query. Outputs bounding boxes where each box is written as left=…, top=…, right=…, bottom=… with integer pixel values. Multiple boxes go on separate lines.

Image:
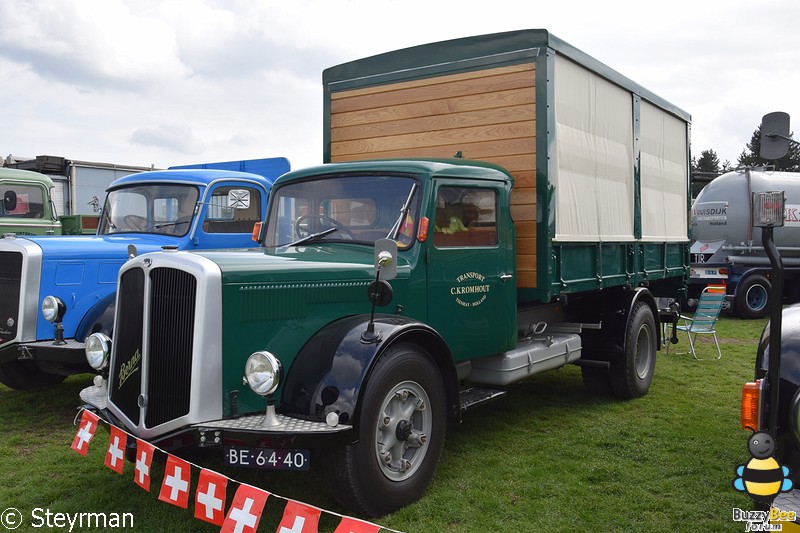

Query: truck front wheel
left=736, top=274, right=771, bottom=319
left=610, top=302, right=656, bottom=399
left=0, top=360, right=67, bottom=389
left=324, top=343, right=446, bottom=517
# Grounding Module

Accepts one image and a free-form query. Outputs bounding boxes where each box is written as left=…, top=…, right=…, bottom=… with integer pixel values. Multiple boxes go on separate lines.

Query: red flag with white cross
left=71, top=410, right=99, bottom=456
left=104, top=425, right=127, bottom=474
left=133, top=439, right=155, bottom=492
left=221, top=484, right=269, bottom=533
left=276, top=500, right=321, bottom=533
left=158, top=454, right=191, bottom=508
left=333, top=517, right=382, bottom=533
left=194, top=468, right=228, bottom=526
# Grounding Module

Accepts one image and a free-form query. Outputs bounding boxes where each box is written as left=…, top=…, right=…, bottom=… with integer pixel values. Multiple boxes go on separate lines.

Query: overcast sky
left=2, top=0, right=799, bottom=172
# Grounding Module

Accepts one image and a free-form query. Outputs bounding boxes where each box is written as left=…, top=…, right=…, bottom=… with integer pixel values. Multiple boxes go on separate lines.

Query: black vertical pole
left=763, top=226, right=784, bottom=437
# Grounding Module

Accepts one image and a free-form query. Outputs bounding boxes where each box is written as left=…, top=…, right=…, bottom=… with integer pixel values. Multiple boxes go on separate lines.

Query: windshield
left=98, top=184, right=199, bottom=236
left=263, top=174, right=419, bottom=248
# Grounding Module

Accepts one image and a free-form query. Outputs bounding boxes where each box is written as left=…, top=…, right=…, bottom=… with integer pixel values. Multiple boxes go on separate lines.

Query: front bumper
left=79, top=383, right=355, bottom=450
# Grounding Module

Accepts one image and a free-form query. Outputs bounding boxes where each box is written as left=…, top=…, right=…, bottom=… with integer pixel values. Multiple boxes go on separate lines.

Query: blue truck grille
left=0, top=251, right=22, bottom=343
left=110, top=267, right=196, bottom=428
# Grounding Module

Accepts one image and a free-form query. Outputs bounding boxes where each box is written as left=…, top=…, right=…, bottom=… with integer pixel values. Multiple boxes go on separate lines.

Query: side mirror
left=761, top=111, right=791, bottom=160
left=3, top=190, right=17, bottom=212
left=227, top=189, right=250, bottom=209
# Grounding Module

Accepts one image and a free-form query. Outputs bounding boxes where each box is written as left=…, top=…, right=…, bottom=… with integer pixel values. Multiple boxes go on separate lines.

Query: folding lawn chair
left=667, top=285, right=725, bottom=360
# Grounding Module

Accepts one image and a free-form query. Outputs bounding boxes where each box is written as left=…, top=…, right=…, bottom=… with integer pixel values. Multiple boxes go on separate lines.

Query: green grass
left=0, top=316, right=765, bottom=532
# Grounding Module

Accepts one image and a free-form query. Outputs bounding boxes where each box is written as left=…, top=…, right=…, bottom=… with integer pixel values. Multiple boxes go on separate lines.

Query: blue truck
left=0, top=160, right=288, bottom=389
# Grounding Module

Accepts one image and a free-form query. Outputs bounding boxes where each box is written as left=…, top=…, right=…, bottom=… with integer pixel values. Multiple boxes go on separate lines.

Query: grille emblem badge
left=138, top=394, right=148, bottom=408
left=6, top=318, right=13, bottom=328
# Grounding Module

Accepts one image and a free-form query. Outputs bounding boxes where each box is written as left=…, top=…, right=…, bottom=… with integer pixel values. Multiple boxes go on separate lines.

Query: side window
left=433, top=186, right=497, bottom=248
left=203, top=186, right=262, bottom=233
left=1, top=185, right=45, bottom=218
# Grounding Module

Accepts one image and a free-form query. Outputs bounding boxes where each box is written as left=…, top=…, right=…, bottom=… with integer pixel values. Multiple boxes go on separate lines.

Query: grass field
left=0, top=315, right=765, bottom=532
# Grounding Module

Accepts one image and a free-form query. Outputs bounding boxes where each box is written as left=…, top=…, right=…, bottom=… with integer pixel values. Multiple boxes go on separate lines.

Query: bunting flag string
left=71, top=408, right=400, bottom=533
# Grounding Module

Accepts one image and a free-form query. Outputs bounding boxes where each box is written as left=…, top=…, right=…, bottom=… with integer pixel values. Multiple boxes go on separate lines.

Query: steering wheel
left=123, top=214, right=148, bottom=231
left=294, top=214, right=353, bottom=239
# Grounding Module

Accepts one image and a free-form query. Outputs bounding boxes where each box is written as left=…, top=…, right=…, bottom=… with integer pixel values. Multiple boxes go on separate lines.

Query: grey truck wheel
left=0, top=360, right=67, bottom=389
left=610, top=302, right=656, bottom=399
left=736, top=274, right=771, bottom=319
left=325, top=343, right=446, bottom=517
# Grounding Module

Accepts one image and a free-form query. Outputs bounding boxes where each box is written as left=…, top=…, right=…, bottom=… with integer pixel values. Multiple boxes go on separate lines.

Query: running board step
left=460, top=387, right=507, bottom=412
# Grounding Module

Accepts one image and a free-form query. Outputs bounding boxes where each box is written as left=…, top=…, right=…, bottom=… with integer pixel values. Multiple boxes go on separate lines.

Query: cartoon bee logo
left=734, top=431, right=793, bottom=504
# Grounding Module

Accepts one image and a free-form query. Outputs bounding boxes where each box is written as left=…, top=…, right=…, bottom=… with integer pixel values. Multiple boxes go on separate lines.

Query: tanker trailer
left=690, top=168, right=800, bottom=318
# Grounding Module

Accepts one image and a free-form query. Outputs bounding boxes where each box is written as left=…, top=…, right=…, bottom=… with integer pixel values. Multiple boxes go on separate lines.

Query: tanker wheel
left=610, top=302, right=656, bottom=399
left=0, top=360, right=67, bottom=390
left=324, top=343, right=446, bottom=517
left=736, top=275, right=771, bottom=319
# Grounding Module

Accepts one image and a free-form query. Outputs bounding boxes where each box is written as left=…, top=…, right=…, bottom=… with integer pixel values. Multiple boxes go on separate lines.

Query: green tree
left=737, top=125, right=800, bottom=171
left=692, top=149, right=725, bottom=196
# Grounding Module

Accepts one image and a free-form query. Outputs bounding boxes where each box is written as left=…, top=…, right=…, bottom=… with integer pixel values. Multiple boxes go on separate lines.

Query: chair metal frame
left=667, top=285, right=725, bottom=360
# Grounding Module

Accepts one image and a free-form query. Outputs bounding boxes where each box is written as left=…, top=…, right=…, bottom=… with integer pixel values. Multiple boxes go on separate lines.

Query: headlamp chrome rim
left=85, top=332, right=112, bottom=371
left=41, top=295, right=65, bottom=323
left=244, top=351, right=282, bottom=396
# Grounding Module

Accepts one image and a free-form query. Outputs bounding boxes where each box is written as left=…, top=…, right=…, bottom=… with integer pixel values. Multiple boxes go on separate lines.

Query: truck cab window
left=0, top=185, right=45, bottom=218
left=263, top=175, right=419, bottom=248
left=433, top=186, right=497, bottom=247
left=202, top=186, right=262, bottom=233
left=98, top=184, right=199, bottom=235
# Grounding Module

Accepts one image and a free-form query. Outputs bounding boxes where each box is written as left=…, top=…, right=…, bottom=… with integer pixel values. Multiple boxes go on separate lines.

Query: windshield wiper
left=283, top=227, right=338, bottom=247
left=387, top=182, right=418, bottom=240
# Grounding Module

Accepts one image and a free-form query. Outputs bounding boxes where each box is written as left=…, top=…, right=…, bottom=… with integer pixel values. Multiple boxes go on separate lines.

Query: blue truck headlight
left=244, top=351, right=282, bottom=396
left=41, top=296, right=66, bottom=323
left=85, top=332, right=111, bottom=370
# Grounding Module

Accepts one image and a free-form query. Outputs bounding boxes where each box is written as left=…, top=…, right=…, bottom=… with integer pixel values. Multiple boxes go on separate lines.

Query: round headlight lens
left=85, top=332, right=111, bottom=370
left=41, top=296, right=65, bottom=323
left=245, top=351, right=282, bottom=396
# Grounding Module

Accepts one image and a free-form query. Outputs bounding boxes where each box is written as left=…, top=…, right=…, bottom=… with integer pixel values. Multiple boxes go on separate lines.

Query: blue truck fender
left=281, top=315, right=459, bottom=430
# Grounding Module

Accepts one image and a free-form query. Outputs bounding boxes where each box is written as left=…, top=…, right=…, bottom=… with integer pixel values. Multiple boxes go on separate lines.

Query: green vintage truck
left=0, top=168, right=62, bottom=235
left=80, top=30, right=691, bottom=517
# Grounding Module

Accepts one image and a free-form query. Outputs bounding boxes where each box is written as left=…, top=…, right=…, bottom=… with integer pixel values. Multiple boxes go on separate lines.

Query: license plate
left=224, top=446, right=310, bottom=471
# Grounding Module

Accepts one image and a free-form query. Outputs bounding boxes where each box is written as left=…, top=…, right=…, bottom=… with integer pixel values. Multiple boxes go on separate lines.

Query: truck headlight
left=41, top=296, right=66, bottom=323
left=85, top=332, right=111, bottom=371
left=244, top=351, right=282, bottom=396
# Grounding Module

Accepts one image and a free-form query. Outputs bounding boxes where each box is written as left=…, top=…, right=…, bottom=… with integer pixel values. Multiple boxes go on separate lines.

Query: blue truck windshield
left=98, top=184, right=199, bottom=236
left=264, top=175, right=419, bottom=248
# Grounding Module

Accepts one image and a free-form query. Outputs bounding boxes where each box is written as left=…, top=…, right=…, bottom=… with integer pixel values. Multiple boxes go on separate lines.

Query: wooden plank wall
left=329, top=63, right=538, bottom=288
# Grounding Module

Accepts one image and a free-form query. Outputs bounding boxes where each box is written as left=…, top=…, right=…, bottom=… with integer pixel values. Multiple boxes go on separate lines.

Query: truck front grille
left=110, top=266, right=196, bottom=429
left=0, top=251, right=22, bottom=343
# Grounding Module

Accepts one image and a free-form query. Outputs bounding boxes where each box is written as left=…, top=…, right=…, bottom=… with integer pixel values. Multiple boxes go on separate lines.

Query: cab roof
left=106, top=168, right=275, bottom=191
left=273, top=159, right=514, bottom=187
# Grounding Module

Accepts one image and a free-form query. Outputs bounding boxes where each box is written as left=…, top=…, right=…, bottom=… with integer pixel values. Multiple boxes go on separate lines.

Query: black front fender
left=280, top=315, right=457, bottom=430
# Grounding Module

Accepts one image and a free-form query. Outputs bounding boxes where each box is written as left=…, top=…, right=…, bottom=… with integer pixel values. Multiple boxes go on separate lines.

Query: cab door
left=426, top=179, right=515, bottom=361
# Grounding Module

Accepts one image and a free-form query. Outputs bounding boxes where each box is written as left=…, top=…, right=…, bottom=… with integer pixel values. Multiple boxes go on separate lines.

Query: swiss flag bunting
left=334, top=516, right=382, bottom=533
left=158, top=454, right=192, bottom=508
left=71, top=410, right=99, bottom=456
left=133, top=439, right=155, bottom=492
left=276, top=500, right=321, bottom=533
left=70, top=416, right=386, bottom=532
left=104, top=425, right=127, bottom=474
left=194, top=468, right=228, bottom=526
left=221, top=484, right=269, bottom=533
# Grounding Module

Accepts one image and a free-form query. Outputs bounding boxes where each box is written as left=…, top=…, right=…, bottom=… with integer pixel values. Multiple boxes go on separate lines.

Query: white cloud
left=0, top=0, right=190, bottom=90
left=3, top=0, right=800, bottom=172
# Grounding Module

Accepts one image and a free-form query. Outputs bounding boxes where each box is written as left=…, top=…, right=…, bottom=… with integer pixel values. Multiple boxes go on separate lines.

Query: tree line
left=691, top=125, right=800, bottom=196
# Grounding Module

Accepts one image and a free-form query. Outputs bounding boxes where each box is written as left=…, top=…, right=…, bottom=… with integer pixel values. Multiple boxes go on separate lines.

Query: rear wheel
left=736, top=274, right=771, bottom=319
left=0, top=360, right=67, bottom=389
left=324, top=343, right=446, bottom=517
left=610, top=302, right=656, bottom=399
